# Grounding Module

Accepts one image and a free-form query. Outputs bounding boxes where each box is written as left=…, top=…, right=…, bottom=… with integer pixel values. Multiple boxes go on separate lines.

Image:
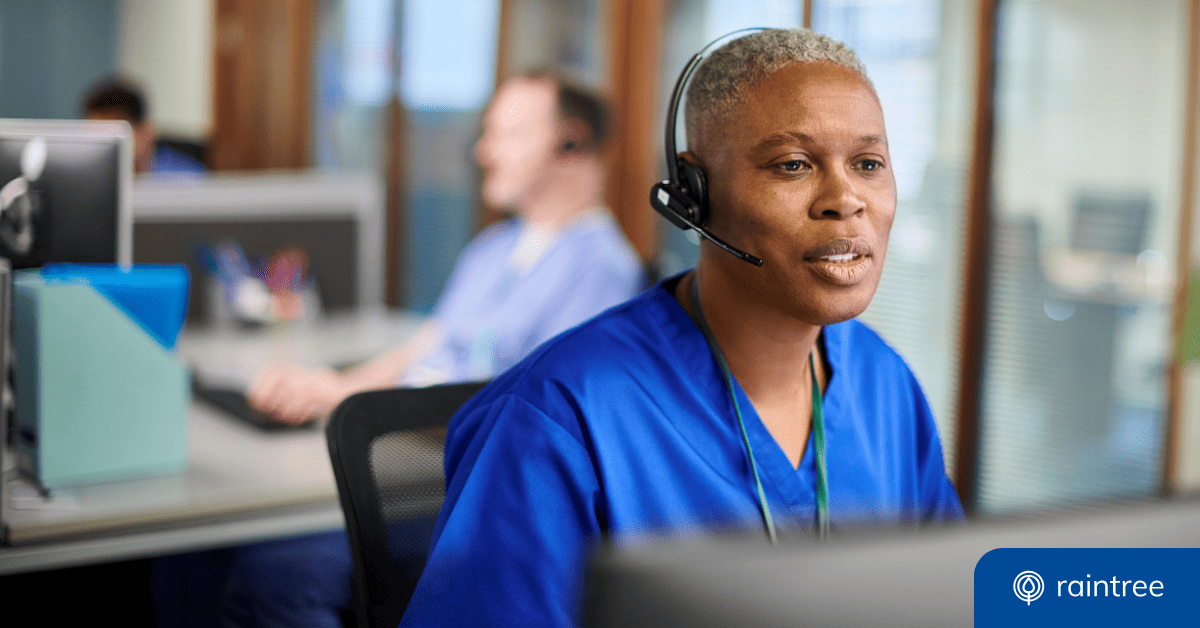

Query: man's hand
left=247, top=364, right=350, bottom=425
left=245, top=319, right=446, bottom=425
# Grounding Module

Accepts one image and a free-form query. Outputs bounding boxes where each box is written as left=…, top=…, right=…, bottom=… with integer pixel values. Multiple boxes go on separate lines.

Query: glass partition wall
left=396, top=0, right=501, bottom=311
left=975, top=0, right=1188, bottom=512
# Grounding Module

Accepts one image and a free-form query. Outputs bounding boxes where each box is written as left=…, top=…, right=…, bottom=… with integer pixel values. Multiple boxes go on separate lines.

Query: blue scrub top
left=148, top=145, right=206, bottom=176
left=400, top=276, right=964, bottom=627
left=403, top=212, right=644, bottom=385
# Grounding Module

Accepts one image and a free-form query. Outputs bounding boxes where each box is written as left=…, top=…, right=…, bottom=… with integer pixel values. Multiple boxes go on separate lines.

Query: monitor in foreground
left=586, top=498, right=1200, bottom=628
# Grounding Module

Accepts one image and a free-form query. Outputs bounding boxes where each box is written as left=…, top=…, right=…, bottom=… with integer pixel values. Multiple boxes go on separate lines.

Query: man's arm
left=339, top=319, right=446, bottom=389
left=247, top=319, right=445, bottom=424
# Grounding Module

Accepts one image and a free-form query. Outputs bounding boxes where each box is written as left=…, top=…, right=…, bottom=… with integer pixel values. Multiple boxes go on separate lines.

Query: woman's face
left=695, top=61, right=897, bottom=325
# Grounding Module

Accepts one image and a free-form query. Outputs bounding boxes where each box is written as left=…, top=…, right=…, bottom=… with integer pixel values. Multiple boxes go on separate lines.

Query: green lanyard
left=689, top=278, right=830, bottom=543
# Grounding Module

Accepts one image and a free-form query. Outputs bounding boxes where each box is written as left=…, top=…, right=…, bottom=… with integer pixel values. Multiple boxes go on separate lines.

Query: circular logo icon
left=1013, top=570, right=1045, bottom=605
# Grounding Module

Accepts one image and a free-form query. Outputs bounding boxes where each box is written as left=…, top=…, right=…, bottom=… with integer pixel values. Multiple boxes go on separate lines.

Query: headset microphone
left=650, top=181, right=762, bottom=266
left=649, top=28, right=766, bottom=268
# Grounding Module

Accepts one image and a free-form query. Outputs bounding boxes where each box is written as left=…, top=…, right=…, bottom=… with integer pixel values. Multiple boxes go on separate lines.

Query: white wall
left=118, top=0, right=214, bottom=138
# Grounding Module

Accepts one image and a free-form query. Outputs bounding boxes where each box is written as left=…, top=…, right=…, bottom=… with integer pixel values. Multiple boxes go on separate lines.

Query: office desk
left=0, top=309, right=424, bottom=576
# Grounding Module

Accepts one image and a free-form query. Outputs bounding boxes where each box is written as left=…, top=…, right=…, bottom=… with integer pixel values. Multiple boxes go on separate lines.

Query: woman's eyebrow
left=752, top=131, right=888, bottom=152
left=753, top=131, right=814, bottom=151
left=858, top=134, right=888, bottom=148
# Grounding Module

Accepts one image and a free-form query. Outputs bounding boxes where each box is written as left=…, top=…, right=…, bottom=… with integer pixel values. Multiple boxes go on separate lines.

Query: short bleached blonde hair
left=684, top=28, right=872, bottom=153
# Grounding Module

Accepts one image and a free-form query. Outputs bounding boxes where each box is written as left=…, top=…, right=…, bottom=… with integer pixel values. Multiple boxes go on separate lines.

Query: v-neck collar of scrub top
left=646, top=274, right=844, bottom=528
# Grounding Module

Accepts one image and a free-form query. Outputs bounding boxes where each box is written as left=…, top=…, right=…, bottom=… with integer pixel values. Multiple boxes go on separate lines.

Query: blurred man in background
left=246, top=71, right=642, bottom=424
left=222, top=72, right=644, bottom=628
left=82, top=77, right=206, bottom=176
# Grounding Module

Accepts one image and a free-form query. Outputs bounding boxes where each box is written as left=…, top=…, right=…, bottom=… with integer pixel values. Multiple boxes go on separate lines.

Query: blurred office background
left=2, top=0, right=1200, bottom=516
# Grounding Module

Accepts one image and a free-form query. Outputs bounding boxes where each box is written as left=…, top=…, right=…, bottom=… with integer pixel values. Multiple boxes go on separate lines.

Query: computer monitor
left=0, top=119, right=133, bottom=269
left=585, top=498, right=1200, bottom=628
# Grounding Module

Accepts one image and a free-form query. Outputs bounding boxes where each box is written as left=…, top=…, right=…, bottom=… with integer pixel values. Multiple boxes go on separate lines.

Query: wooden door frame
left=604, top=0, right=666, bottom=263
left=1163, top=0, right=1200, bottom=494
left=211, top=0, right=313, bottom=170
left=950, top=0, right=999, bottom=513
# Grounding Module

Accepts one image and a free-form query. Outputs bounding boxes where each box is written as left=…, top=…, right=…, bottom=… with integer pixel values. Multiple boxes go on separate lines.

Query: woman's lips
left=803, top=237, right=872, bottom=259
left=803, top=237, right=873, bottom=286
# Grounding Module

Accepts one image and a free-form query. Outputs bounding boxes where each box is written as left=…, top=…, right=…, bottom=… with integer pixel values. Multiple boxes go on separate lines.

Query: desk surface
left=0, top=309, right=424, bottom=575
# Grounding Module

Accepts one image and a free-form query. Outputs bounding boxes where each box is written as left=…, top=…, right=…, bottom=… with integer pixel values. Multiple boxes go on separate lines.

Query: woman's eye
left=777, top=160, right=809, bottom=173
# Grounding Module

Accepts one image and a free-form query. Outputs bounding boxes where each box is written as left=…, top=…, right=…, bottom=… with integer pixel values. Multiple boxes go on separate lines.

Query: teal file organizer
left=13, top=265, right=190, bottom=488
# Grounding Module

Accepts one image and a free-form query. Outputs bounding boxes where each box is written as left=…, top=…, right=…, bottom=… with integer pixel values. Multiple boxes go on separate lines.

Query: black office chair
left=326, top=381, right=488, bottom=628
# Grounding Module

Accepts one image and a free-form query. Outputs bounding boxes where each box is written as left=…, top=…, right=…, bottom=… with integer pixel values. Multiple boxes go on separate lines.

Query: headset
left=649, top=28, right=768, bottom=267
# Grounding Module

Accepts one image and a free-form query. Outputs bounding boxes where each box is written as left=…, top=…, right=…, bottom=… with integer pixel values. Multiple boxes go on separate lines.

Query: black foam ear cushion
left=678, top=161, right=710, bottom=226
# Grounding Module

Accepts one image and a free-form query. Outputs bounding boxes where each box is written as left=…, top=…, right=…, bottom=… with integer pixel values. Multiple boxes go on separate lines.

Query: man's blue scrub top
left=400, top=277, right=965, bottom=627
left=403, top=211, right=644, bottom=385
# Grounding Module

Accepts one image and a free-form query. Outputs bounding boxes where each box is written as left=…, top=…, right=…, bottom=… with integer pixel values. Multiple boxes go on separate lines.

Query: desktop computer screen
left=585, top=498, right=1200, bottom=628
left=0, top=119, right=133, bottom=269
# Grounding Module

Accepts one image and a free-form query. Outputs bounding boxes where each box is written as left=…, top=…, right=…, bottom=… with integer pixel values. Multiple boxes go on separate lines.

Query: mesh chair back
left=327, top=381, right=488, bottom=628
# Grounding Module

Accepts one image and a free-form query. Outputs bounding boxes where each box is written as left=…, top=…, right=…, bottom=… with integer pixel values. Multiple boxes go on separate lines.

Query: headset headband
left=664, top=28, right=769, bottom=181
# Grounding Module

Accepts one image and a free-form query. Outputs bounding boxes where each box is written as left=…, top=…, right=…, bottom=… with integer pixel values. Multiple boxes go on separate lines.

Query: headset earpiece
left=650, top=180, right=696, bottom=229
left=649, top=159, right=707, bottom=228
left=677, top=160, right=709, bottom=226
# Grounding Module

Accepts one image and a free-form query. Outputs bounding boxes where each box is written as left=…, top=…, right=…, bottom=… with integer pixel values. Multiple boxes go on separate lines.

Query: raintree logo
left=976, top=549, right=1198, bottom=627
left=1013, top=570, right=1045, bottom=605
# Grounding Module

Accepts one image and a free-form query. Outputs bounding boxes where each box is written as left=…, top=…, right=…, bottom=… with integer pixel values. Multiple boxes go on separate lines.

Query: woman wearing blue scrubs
left=401, top=28, right=964, bottom=627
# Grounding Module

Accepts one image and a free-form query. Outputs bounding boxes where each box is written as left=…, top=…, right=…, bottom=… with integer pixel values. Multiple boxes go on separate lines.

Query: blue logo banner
left=976, top=548, right=1200, bottom=626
